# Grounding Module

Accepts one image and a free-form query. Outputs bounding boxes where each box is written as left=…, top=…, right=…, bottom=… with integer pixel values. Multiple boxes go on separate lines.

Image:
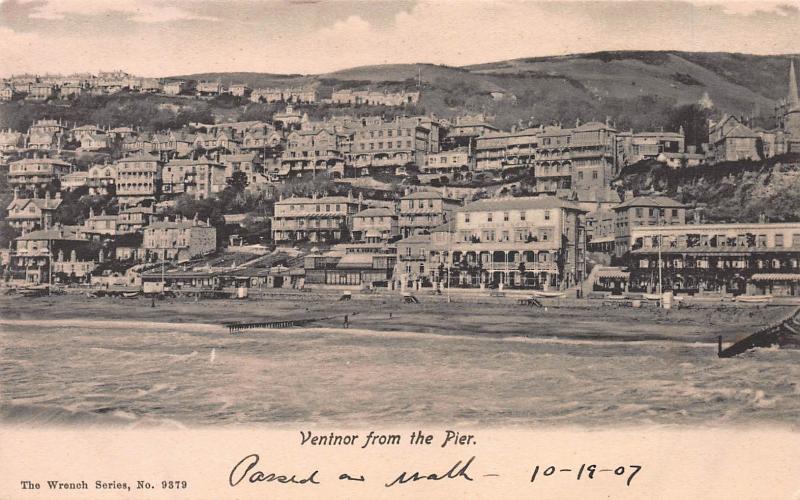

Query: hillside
left=614, top=153, right=800, bottom=223
left=169, top=51, right=800, bottom=131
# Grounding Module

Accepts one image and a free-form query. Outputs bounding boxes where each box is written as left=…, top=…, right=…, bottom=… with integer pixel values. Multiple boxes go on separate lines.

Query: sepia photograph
left=1, top=0, right=799, bottom=498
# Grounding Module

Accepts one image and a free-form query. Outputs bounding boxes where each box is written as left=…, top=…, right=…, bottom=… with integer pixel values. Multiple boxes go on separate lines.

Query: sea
left=1, top=319, right=799, bottom=428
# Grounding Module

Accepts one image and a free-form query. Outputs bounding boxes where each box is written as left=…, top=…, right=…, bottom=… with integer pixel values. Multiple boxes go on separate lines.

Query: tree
left=226, top=171, right=249, bottom=191
left=666, top=104, right=710, bottom=147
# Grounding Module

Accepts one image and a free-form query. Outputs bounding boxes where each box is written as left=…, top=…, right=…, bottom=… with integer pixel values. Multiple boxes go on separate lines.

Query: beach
left=1, top=293, right=799, bottom=428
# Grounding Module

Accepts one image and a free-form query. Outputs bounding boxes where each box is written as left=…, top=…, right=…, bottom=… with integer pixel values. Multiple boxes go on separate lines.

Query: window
left=592, top=171, right=598, bottom=180
left=544, top=210, right=551, bottom=221
left=420, top=249, right=425, bottom=258
left=464, top=213, right=470, bottom=223
left=388, top=142, right=392, bottom=148
left=503, top=212, right=509, bottom=222
left=578, top=171, right=584, bottom=180
left=635, top=208, right=643, bottom=217
left=487, top=212, right=493, bottom=222
left=776, top=234, right=784, bottom=247
left=672, top=209, right=679, bottom=217
left=406, top=248, right=411, bottom=257
left=520, top=212, right=526, bottom=221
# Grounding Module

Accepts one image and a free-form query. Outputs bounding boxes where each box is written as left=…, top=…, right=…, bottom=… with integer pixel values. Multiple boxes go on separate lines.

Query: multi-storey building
left=616, top=129, right=685, bottom=166
left=395, top=196, right=586, bottom=290
left=29, top=119, right=67, bottom=136
left=441, top=114, right=499, bottom=151
left=229, top=84, right=250, bottom=97
left=569, top=121, right=618, bottom=199
left=351, top=207, right=399, bottom=242
left=115, top=153, right=163, bottom=206
left=163, top=80, right=188, bottom=96
left=59, top=82, right=85, bottom=98
left=474, top=131, right=510, bottom=171
left=196, top=81, right=225, bottom=96
left=116, top=205, right=156, bottom=233
left=219, top=153, right=263, bottom=186
left=86, top=164, right=116, bottom=195
left=611, top=195, right=687, bottom=258
left=251, top=87, right=317, bottom=103
left=708, top=115, right=760, bottom=163
left=271, top=194, right=365, bottom=243
left=348, top=116, right=438, bottom=174
left=281, top=128, right=347, bottom=176
left=143, top=217, right=217, bottom=261
left=331, top=89, right=419, bottom=107
left=27, top=83, right=55, bottom=101
left=0, top=130, right=26, bottom=153
left=534, top=126, right=573, bottom=194
left=82, top=208, right=118, bottom=239
left=627, top=221, right=800, bottom=296
left=8, top=157, right=72, bottom=190
left=398, top=190, right=461, bottom=237
left=12, top=224, right=92, bottom=284
left=422, top=149, right=471, bottom=174
left=162, top=157, right=227, bottom=200
left=304, top=241, right=397, bottom=287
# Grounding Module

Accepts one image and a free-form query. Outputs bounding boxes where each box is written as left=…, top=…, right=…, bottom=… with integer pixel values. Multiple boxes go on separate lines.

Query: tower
left=786, top=60, right=800, bottom=136
left=785, top=60, right=800, bottom=153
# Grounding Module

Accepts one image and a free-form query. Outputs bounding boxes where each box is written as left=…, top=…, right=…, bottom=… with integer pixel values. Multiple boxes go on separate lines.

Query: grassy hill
left=170, top=51, right=800, bottom=131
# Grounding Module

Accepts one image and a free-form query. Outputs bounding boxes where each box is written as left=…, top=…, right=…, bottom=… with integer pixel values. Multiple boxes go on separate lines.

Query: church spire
left=790, top=59, right=800, bottom=109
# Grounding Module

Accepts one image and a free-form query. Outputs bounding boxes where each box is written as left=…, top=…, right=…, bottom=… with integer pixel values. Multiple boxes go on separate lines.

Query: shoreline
left=1, top=293, right=792, bottom=344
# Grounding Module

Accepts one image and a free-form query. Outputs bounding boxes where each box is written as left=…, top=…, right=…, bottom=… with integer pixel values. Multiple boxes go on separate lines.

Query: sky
left=1, top=0, right=799, bottom=77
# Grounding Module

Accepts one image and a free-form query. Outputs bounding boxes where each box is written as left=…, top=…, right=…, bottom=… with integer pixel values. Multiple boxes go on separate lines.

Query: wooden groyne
left=224, top=316, right=332, bottom=334
left=718, top=306, right=800, bottom=358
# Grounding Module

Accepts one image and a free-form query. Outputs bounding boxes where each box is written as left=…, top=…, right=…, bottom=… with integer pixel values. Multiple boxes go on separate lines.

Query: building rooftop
left=17, top=225, right=85, bottom=241
left=354, top=207, right=396, bottom=217
left=614, top=195, right=685, bottom=210
left=458, top=196, right=585, bottom=213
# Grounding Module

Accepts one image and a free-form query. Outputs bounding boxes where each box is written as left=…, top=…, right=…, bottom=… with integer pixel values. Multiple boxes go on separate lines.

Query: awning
left=750, top=273, right=800, bottom=281
left=336, top=253, right=374, bottom=269
left=589, top=235, right=615, bottom=244
left=595, top=269, right=630, bottom=279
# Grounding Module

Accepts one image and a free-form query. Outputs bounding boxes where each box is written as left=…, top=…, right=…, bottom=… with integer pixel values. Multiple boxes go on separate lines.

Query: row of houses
left=2, top=71, right=163, bottom=101
left=7, top=213, right=216, bottom=284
